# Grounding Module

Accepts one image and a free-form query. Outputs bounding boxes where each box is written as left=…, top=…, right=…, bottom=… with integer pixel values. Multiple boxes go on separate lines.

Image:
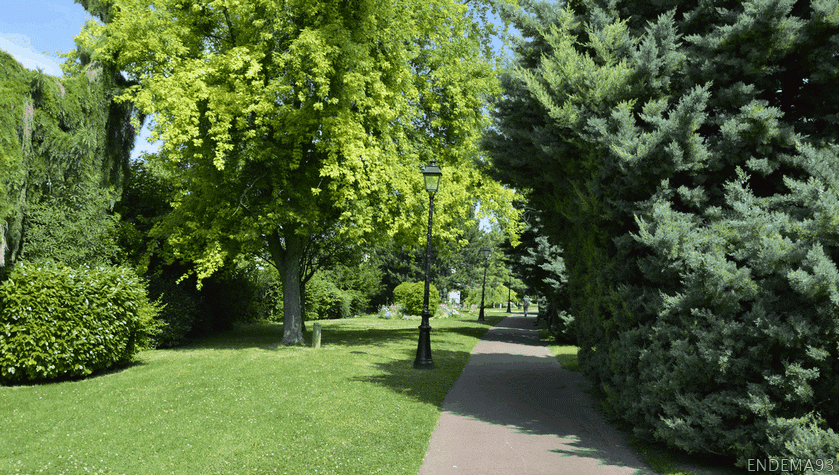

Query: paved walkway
left=419, top=316, right=654, bottom=475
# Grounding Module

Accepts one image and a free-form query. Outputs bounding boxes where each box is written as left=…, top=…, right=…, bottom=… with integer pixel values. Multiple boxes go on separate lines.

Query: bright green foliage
left=0, top=47, right=139, bottom=271
left=394, top=281, right=440, bottom=316
left=0, top=262, right=161, bottom=384
left=80, top=0, right=520, bottom=345
left=486, top=0, right=839, bottom=467
left=463, top=283, right=517, bottom=307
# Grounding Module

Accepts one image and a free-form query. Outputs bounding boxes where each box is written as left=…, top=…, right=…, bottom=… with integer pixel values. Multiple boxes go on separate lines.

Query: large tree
left=78, top=0, right=519, bottom=344
left=486, top=0, right=839, bottom=467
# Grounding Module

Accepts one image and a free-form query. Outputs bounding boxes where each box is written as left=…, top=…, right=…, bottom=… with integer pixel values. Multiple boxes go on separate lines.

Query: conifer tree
left=486, top=0, right=839, bottom=466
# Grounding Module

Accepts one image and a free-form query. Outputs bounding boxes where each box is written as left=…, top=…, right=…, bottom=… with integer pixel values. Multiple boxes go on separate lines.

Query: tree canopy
left=78, top=0, right=520, bottom=344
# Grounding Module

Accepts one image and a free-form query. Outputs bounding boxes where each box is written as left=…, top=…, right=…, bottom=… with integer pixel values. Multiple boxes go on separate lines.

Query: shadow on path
left=416, top=316, right=654, bottom=475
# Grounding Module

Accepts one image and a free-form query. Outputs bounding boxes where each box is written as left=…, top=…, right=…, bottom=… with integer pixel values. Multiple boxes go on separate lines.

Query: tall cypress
left=486, top=0, right=839, bottom=466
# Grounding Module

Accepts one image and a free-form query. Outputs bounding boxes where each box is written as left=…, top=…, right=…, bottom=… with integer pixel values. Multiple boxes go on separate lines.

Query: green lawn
left=1, top=314, right=504, bottom=475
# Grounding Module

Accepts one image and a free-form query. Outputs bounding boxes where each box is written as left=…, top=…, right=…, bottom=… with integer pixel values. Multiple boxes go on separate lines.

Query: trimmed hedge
left=0, top=262, right=161, bottom=384
left=393, top=281, right=440, bottom=316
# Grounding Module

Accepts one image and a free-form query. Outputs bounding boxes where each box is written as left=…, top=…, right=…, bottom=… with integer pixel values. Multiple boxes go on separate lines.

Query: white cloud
left=0, top=33, right=63, bottom=76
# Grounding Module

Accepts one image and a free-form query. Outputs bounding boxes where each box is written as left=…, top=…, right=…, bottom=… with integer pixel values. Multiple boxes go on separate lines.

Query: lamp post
left=414, top=160, right=441, bottom=370
left=478, top=246, right=490, bottom=323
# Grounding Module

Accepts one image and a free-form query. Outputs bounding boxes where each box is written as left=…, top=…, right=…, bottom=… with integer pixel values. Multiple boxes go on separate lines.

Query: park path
left=418, top=315, right=654, bottom=475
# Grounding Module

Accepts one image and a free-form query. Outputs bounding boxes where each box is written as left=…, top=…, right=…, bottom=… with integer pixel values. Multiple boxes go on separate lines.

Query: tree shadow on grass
left=171, top=322, right=286, bottom=351
left=171, top=317, right=504, bottom=352
left=351, top=347, right=483, bottom=408
left=1, top=359, right=148, bottom=387
left=361, top=316, right=656, bottom=474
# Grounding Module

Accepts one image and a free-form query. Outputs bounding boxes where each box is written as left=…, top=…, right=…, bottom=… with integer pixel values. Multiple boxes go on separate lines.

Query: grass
left=0, top=314, right=504, bottom=475
left=536, top=319, right=580, bottom=372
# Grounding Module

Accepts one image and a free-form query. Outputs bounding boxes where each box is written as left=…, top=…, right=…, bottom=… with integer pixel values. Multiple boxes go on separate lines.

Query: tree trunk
left=268, top=230, right=306, bottom=345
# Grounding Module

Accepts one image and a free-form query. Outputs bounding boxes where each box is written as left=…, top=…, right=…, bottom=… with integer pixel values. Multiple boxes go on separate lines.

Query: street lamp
left=414, top=160, right=441, bottom=370
left=478, top=246, right=491, bottom=323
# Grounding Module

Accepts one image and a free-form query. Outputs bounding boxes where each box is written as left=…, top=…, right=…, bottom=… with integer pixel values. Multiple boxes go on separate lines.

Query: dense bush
left=195, top=262, right=264, bottom=333
left=0, top=51, right=137, bottom=274
left=254, top=269, right=352, bottom=322
left=0, top=262, right=161, bottom=384
left=20, top=184, right=122, bottom=268
left=393, top=281, right=440, bottom=316
left=253, top=266, right=282, bottom=321
left=146, top=272, right=202, bottom=348
left=320, top=261, right=383, bottom=315
left=305, top=274, right=351, bottom=320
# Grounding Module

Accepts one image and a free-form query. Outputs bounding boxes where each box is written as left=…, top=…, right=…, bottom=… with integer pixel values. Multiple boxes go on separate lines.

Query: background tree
left=486, top=0, right=839, bottom=467
left=80, top=0, right=519, bottom=345
left=501, top=203, right=571, bottom=339
left=116, top=158, right=266, bottom=346
left=0, top=42, right=140, bottom=272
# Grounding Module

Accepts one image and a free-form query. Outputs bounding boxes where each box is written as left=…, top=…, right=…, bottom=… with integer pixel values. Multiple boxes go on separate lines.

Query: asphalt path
left=419, top=315, right=654, bottom=475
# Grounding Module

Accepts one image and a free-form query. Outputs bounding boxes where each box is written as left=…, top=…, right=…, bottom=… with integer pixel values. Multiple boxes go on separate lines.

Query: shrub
left=195, top=262, right=263, bottom=333
left=393, top=281, right=440, bottom=316
left=320, top=261, right=384, bottom=315
left=305, top=275, right=351, bottom=320
left=0, top=262, right=161, bottom=384
left=253, top=267, right=282, bottom=322
left=146, top=272, right=202, bottom=348
left=20, top=184, right=122, bottom=268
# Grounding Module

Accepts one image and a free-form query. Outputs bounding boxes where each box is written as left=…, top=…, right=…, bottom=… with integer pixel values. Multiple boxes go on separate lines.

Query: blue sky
left=2, top=0, right=514, bottom=163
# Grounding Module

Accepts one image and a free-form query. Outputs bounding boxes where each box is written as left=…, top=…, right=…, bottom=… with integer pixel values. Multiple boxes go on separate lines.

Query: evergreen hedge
left=486, top=0, right=839, bottom=468
left=0, top=262, right=161, bottom=384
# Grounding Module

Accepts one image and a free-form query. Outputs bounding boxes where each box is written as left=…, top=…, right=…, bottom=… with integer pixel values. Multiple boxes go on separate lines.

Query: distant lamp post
left=414, top=160, right=441, bottom=370
left=478, top=246, right=491, bottom=323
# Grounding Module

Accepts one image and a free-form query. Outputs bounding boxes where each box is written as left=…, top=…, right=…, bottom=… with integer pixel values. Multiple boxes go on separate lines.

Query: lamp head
left=422, top=160, right=442, bottom=194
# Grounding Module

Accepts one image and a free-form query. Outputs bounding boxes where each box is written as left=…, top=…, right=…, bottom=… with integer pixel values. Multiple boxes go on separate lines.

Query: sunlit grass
left=1, top=315, right=504, bottom=475
left=534, top=318, right=581, bottom=372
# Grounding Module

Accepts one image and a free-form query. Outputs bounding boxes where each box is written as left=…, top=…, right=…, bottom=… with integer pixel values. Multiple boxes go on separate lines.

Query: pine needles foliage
left=486, top=0, right=839, bottom=469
